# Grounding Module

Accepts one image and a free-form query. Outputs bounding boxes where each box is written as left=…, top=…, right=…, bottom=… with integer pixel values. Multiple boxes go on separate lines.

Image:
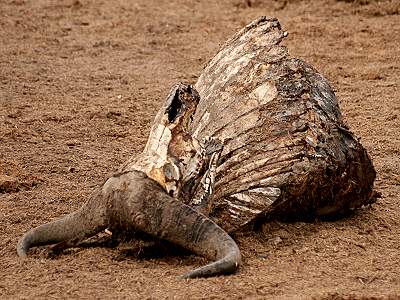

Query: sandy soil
left=1, top=0, right=399, bottom=299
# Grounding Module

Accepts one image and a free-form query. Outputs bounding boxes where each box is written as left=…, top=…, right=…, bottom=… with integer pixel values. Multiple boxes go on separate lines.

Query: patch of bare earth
left=0, top=0, right=399, bottom=299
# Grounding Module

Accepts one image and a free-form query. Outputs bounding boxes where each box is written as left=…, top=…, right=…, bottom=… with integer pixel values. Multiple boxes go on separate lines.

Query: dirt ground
left=1, top=0, right=399, bottom=299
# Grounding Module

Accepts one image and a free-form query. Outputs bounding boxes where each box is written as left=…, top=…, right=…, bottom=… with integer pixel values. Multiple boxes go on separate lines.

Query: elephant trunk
left=18, top=170, right=241, bottom=278
left=17, top=189, right=108, bottom=257
left=112, top=171, right=241, bottom=278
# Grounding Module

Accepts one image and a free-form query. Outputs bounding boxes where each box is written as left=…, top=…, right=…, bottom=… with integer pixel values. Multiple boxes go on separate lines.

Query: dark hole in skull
left=166, top=89, right=183, bottom=123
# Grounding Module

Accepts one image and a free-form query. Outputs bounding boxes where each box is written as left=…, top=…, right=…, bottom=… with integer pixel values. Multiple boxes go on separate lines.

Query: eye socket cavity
left=164, top=83, right=200, bottom=124
left=166, top=87, right=184, bottom=123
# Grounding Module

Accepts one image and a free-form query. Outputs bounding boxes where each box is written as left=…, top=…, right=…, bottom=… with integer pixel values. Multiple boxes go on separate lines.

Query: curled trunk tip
left=181, top=241, right=241, bottom=279
left=16, top=189, right=108, bottom=258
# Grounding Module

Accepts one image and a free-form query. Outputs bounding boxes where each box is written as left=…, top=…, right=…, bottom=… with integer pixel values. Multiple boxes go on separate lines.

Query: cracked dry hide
left=190, top=17, right=376, bottom=232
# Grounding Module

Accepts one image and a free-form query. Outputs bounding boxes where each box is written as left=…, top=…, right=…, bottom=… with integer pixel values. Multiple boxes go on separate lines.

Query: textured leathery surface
left=191, top=17, right=375, bottom=232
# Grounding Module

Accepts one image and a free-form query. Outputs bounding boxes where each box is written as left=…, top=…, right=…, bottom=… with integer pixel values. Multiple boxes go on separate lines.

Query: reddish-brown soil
left=1, top=0, right=399, bottom=299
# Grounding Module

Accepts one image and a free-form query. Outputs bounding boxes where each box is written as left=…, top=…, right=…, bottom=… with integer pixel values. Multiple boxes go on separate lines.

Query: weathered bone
left=17, top=17, right=375, bottom=279
left=17, top=83, right=240, bottom=278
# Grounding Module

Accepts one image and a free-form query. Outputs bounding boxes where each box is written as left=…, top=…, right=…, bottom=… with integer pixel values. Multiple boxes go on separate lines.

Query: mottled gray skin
left=190, top=16, right=376, bottom=231
left=17, top=17, right=375, bottom=279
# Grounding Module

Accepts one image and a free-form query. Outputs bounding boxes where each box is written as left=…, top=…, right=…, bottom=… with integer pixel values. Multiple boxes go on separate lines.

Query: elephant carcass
left=17, top=17, right=376, bottom=279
